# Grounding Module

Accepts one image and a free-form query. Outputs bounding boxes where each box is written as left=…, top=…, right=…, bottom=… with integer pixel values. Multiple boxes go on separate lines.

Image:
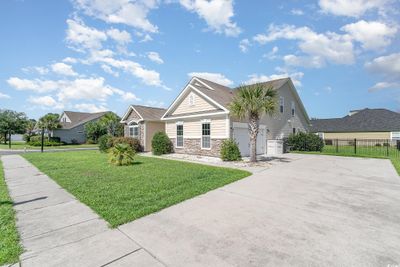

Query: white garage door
left=233, top=125, right=266, bottom=157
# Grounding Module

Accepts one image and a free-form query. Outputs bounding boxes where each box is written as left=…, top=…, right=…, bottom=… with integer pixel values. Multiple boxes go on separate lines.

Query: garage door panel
left=233, top=127, right=265, bottom=157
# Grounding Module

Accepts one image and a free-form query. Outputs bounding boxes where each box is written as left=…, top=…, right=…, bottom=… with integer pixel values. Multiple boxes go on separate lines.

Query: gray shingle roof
left=310, top=108, right=400, bottom=132
left=131, top=105, right=166, bottom=121
left=61, top=111, right=109, bottom=129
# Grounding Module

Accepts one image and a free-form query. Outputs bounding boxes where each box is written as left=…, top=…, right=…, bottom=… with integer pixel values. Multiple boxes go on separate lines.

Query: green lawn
left=0, top=160, right=23, bottom=265
left=23, top=151, right=251, bottom=227
left=292, top=144, right=400, bottom=175
left=0, top=142, right=98, bottom=150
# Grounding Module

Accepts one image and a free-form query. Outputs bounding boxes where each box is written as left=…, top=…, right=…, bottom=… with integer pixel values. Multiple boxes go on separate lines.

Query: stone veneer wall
left=170, top=138, right=225, bottom=157
left=124, top=122, right=145, bottom=148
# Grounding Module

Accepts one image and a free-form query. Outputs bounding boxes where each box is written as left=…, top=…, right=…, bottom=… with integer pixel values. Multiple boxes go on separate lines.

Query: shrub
left=375, top=143, right=382, bottom=147
left=287, top=132, right=324, bottom=152
left=112, top=137, right=142, bottom=153
left=98, top=134, right=113, bottom=153
left=151, top=132, right=173, bottom=155
left=109, top=143, right=135, bottom=166
left=220, top=139, right=241, bottom=161
left=28, top=140, right=62, bottom=147
left=49, top=136, right=61, bottom=143
left=30, top=135, right=49, bottom=143
left=86, top=139, right=96, bottom=144
left=383, top=142, right=390, bottom=147
left=70, top=139, right=79, bottom=145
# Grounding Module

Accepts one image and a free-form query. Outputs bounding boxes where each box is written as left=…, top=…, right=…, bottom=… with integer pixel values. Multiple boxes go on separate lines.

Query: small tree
left=24, top=119, right=37, bottom=142
left=0, top=109, right=28, bottom=145
left=220, top=139, right=241, bottom=161
left=84, top=121, right=107, bottom=143
left=38, top=113, right=61, bottom=137
left=229, top=84, right=277, bottom=162
left=109, top=143, right=135, bottom=166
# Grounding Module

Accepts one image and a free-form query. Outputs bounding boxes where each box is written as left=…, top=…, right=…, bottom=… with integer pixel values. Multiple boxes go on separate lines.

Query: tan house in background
left=310, top=108, right=400, bottom=141
left=120, top=105, right=166, bottom=151
left=161, top=76, right=310, bottom=157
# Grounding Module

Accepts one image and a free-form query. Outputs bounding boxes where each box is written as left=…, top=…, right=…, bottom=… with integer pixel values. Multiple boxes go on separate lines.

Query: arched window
left=128, top=122, right=139, bottom=138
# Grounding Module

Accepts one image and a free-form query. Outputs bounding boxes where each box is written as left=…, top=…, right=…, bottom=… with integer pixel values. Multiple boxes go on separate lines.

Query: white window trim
left=128, top=122, right=139, bottom=138
left=176, top=122, right=184, bottom=148
left=201, top=120, right=211, bottom=150
left=279, top=97, right=284, bottom=113
left=291, top=101, right=295, bottom=117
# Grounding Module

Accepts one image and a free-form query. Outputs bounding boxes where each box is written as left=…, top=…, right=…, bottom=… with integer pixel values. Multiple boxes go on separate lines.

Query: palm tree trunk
left=248, top=114, right=259, bottom=162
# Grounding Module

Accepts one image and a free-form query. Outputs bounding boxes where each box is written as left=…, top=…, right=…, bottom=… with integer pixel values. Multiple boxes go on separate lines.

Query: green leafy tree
left=85, top=121, right=107, bottom=143
left=99, top=112, right=124, bottom=137
left=24, top=119, right=37, bottom=142
left=109, top=143, right=135, bottom=166
left=229, top=84, right=277, bottom=162
left=38, top=113, right=61, bottom=136
left=0, top=109, right=28, bottom=144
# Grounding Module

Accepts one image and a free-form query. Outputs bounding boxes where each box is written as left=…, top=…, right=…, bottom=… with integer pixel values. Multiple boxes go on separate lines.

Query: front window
left=293, top=128, right=296, bottom=134
left=279, top=97, right=284, bottom=113
left=129, top=123, right=139, bottom=138
left=201, top=122, right=211, bottom=149
left=176, top=124, right=183, bottom=147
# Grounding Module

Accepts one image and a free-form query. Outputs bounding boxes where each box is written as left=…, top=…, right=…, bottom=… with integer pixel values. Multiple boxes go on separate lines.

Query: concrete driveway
left=119, top=154, right=400, bottom=266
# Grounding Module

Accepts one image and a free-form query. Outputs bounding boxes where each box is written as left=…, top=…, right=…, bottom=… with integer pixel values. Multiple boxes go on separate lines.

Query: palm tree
left=229, top=84, right=277, bottom=162
left=109, top=143, right=135, bottom=166
left=37, top=113, right=61, bottom=137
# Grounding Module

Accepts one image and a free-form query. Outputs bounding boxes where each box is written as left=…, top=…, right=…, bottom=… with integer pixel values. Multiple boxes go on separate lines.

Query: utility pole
left=8, top=129, right=11, bottom=149
left=41, top=127, right=45, bottom=153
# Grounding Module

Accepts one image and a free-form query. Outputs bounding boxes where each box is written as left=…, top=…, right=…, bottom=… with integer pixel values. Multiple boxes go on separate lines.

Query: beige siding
left=165, top=115, right=228, bottom=139
left=255, top=82, right=310, bottom=139
left=323, top=132, right=391, bottom=140
left=172, top=91, right=219, bottom=115
left=145, top=121, right=165, bottom=151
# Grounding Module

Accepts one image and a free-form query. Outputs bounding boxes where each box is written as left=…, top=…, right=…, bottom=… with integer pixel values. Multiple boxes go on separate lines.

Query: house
left=53, top=111, right=109, bottom=144
left=310, top=108, right=400, bottom=141
left=120, top=105, right=166, bottom=151
left=160, top=76, right=311, bottom=157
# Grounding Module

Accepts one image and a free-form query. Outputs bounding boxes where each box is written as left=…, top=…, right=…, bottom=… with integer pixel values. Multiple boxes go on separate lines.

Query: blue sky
left=0, top=0, right=399, bottom=119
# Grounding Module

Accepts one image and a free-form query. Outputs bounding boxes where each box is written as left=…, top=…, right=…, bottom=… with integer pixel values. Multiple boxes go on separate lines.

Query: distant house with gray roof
left=310, top=108, right=400, bottom=140
left=53, top=111, right=109, bottom=144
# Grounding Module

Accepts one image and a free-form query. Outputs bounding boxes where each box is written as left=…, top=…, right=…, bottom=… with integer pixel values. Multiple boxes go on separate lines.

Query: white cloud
left=147, top=51, right=164, bottom=64
left=341, top=20, right=397, bottom=50
left=22, top=66, right=49, bottom=75
left=51, top=62, right=78, bottom=76
left=263, top=46, right=279, bottom=60
left=28, top=95, right=64, bottom=109
left=0, top=92, right=11, bottom=99
left=365, top=53, right=400, bottom=91
left=101, top=64, right=119, bottom=77
left=74, top=103, right=109, bottom=113
left=179, top=0, right=241, bottom=36
left=291, top=9, right=304, bottom=15
left=107, top=28, right=132, bottom=45
left=319, top=0, right=389, bottom=17
left=112, top=88, right=140, bottom=101
left=139, top=34, right=153, bottom=42
left=283, top=54, right=325, bottom=68
left=239, top=39, right=250, bottom=53
left=7, top=77, right=58, bottom=93
left=188, top=72, right=234, bottom=86
left=245, top=71, right=304, bottom=87
left=62, top=57, right=78, bottom=64
left=72, top=0, right=159, bottom=33
left=254, top=24, right=355, bottom=66
left=66, top=18, right=107, bottom=51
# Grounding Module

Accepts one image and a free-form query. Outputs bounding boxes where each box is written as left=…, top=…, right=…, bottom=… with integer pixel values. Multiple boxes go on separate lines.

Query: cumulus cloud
left=22, top=66, right=49, bottom=75
left=239, top=39, right=250, bottom=53
left=107, top=28, right=132, bottom=45
left=74, top=103, right=109, bottom=113
left=72, top=0, right=159, bottom=33
left=253, top=24, right=355, bottom=67
left=318, top=0, right=389, bottom=17
left=51, top=62, right=78, bottom=76
left=179, top=0, right=241, bottom=36
left=28, top=95, right=64, bottom=109
left=147, top=52, right=164, bottom=64
left=66, top=18, right=108, bottom=52
left=263, top=46, right=279, bottom=60
left=341, top=20, right=397, bottom=50
left=101, top=64, right=119, bottom=77
left=0, top=92, right=11, bottom=99
left=188, top=72, right=234, bottom=86
left=291, top=9, right=304, bottom=15
left=365, top=53, right=400, bottom=91
left=244, top=71, right=304, bottom=87
left=7, top=77, right=58, bottom=93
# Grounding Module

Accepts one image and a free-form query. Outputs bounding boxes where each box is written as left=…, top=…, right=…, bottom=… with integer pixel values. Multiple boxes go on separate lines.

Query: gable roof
left=162, top=76, right=310, bottom=122
left=310, top=108, right=400, bottom=132
left=60, top=111, right=108, bottom=129
left=120, top=105, right=166, bottom=122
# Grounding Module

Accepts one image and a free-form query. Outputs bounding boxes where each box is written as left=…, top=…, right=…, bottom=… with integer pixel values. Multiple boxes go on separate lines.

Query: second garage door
left=233, top=125, right=266, bottom=157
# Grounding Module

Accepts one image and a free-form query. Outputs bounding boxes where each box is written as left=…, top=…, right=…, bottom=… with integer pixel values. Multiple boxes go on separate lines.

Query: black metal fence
left=319, top=139, right=400, bottom=159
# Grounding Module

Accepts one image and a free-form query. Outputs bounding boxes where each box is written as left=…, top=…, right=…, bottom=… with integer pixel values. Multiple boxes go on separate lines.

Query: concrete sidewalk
left=1, top=155, right=164, bottom=267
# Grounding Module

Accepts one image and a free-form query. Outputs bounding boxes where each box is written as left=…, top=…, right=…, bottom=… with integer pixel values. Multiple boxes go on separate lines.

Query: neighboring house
left=120, top=105, right=166, bottom=151
left=310, top=108, right=400, bottom=140
left=53, top=111, right=109, bottom=144
left=161, top=76, right=310, bottom=157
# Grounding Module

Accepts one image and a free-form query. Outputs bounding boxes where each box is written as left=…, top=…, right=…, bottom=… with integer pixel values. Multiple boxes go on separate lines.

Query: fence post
left=354, top=138, right=357, bottom=154
left=336, top=139, right=339, bottom=153
left=387, top=139, right=389, bottom=157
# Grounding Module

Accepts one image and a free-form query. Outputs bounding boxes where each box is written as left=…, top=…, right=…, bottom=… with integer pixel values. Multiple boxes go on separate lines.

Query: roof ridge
left=132, top=104, right=166, bottom=110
